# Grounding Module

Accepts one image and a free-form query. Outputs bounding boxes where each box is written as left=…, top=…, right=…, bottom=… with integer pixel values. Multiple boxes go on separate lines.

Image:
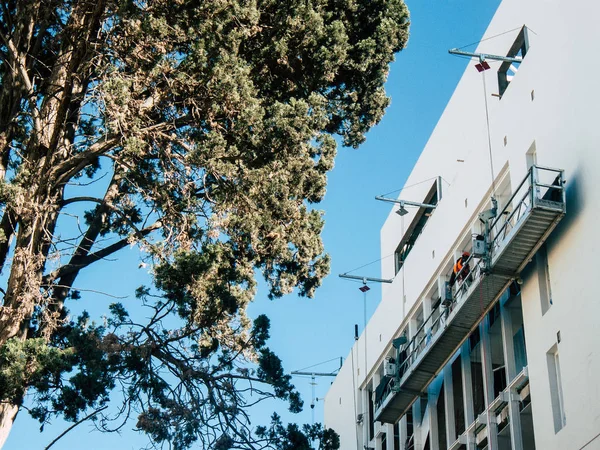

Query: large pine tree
left=0, top=0, right=409, bottom=447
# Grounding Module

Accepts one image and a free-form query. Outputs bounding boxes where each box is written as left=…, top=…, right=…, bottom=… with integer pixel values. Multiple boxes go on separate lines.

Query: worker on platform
left=449, top=251, right=471, bottom=291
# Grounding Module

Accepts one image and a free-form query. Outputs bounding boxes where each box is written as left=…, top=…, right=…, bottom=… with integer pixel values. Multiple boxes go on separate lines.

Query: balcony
left=375, top=166, right=565, bottom=424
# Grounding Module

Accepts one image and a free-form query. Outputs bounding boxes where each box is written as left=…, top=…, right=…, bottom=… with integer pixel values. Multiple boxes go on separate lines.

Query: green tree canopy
left=0, top=0, right=409, bottom=447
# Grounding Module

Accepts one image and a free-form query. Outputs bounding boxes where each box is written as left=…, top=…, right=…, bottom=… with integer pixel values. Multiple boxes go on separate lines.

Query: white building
left=324, top=1, right=600, bottom=449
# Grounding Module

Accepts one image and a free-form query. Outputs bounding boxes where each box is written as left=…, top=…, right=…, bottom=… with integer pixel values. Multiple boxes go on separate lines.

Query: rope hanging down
left=481, top=68, right=497, bottom=196
left=401, top=214, right=406, bottom=316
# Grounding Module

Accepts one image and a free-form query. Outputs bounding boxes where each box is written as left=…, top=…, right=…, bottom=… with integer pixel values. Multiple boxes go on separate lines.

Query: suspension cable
left=345, top=252, right=395, bottom=275
left=380, top=176, right=439, bottom=197
left=296, top=357, right=342, bottom=372
left=363, top=287, right=368, bottom=387
left=457, top=26, right=525, bottom=50
left=481, top=70, right=497, bottom=197
left=401, top=214, right=406, bottom=317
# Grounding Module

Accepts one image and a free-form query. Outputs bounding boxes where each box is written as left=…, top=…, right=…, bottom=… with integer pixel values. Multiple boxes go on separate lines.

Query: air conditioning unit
left=384, top=359, right=396, bottom=378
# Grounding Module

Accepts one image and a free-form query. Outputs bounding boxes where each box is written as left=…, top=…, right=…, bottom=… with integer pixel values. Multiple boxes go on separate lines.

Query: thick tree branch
left=51, top=120, right=172, bottom=188
left=0, top=30, right=42, bottom=137
left=50, top=136, right=120, bottom=187
left=59, top=196, right=103, bottom=207
left=44, top=406, right=108, bottom=450
left=43, top=221, right=161, bottom=285
left=0, top=32, right=32, bottom=92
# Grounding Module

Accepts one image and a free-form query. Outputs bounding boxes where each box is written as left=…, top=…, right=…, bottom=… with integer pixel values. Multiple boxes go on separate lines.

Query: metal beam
left=448, top=48, right=522, bottom=64
left=291, top=371, right=338, bottom=377
left=339, top=273, right=394, bottom=283
left=375, top=196, right=437, bottom=209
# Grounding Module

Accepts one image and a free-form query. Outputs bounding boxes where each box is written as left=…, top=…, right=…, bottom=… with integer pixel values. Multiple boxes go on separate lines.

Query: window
left=413, top=306, right=426, bottom=355
left=394, top=182, right=439, bottom=274
left=537, top=243, right=553, bottom=315
left=547, top=344, right=566, bottom=432
left=514, top=327, right=528, bottom=374
left=526, top=141, right=537, bottom=170
left=431, top=297, right=443, bottom=335
left=498, top=26, right=530, bottom=97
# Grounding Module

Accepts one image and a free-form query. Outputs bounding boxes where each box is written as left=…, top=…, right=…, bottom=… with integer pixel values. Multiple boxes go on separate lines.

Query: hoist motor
left=472, top=234, right=486, bottom=257
left=384, top=359, right=397, bottom=378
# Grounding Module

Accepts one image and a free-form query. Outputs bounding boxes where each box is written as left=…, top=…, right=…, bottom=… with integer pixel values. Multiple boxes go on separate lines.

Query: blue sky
left=4, top=1, right=501, bottom=448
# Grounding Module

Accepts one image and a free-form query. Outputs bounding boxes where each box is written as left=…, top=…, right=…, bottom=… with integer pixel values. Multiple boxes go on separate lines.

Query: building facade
left=323, top=1, right=600, bottom=449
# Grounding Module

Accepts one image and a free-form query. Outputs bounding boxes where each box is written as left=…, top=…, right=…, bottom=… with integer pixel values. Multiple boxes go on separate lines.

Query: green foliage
left=0, top=303, right=329, bottom=448
left=16, top=315, right=118, bottom=423
left=256, top=413, right=340, bottom=450
left=0, top=338, right=74, bottom=405
left=0, top=0, right=409, bottom=447
left=252, top=314, right=271, bottom=348
left=258, top=348, right=303, bottom=412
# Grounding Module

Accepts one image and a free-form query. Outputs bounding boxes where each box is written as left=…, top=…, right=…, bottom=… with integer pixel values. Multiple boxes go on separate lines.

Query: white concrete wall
left=324, top=346, right=360, bottom=449
left=501, top=1, right=600, bottom=448
left=325, top=0, right=600, bottom=448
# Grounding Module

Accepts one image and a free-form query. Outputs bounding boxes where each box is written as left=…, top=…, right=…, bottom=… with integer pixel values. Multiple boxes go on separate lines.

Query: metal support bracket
left=459, top=432, right=476, bottom=444
left=448, top=48, right=523, bottom=64
left=501, top=390, right=521, bottom=403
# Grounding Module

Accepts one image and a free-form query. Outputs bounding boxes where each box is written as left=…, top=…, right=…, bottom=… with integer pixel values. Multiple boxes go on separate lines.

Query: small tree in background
left=0, top=0, right=409, bottom=447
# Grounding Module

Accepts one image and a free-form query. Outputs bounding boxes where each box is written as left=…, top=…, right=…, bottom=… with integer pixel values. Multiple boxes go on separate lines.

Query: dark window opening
left=418, top=396, right=428, bottom=424
left=488, top=305, right=507, bottom=399
left=469, top=328, right=481, bottom=352
left=437, top=385, right=447, bottom=450
left=488, top=302, right=501, bottom=328
left=423, top=434, right=431, bottom=450
left=498, top=26, right=529, bottom=97
left=469, top=329, right=486, bottom=417
left=394, top=422, right=400, bottom=450
left=509, top=280, right=521, bottom=297
left=452, top=357, right=466, bottom=437
left=406, top=409, right=414, bottom=450
left=494, top=363, right=507, bottom=398
left=394, top=182, right=439, bottom=274
left=514, top=326, right=528, bottom=373
left=368, top=389, right=374, bottom=441
left=472, top=360, right=486, bottom=416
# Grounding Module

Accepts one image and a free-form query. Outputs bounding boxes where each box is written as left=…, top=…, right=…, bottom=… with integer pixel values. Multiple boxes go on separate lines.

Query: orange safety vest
left=453, top=259, right=463, bottom=275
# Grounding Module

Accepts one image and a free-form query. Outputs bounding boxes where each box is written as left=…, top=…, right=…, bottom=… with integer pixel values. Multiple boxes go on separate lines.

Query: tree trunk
left=0, top=2, right=107, bottom=439
left=0, top=201, right=59, bottom=344
left=0, top=192, right=62, bottom=442
left=0, top=401, right=19, bottom=448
